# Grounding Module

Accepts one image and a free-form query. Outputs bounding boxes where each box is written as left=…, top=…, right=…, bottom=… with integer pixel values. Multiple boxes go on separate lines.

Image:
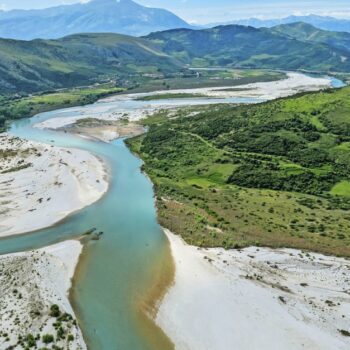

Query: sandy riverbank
left=61, top=118, right=145, bottom=142
left=131, top=72, right=332, bottom=101
left=0, top=134, right=108, bottom=236
left=157, top=229, right=350, bottom=350
left=35, top=73, right=331, bottom=131
left=0, top=240, right=86, bottom=349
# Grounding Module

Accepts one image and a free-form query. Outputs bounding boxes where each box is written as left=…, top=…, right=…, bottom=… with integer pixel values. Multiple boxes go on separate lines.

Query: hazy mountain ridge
left=208, top=15, right=350, bottom=33
left=0, top=0, right=190, bottom=40
left=272, top=22, right=350, bottom=52
left=146, top=25, right=350, bottom=71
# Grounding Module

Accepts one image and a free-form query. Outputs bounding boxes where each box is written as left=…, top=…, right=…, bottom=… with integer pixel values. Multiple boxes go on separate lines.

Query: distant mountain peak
left=0, top=0, right=190, bottom=40
left=209, top=14, right=350, bottom=34
left=90, top=0, right=134, bottom=4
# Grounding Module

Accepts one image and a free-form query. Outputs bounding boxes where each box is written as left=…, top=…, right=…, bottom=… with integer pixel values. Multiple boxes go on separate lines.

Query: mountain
left=1, top=24, right=350, bottom=95
left=145, top=25, right=350, bottom=72
left=211, top=15, right=350, bottom=33
left=0, top=33, right=179, bottom=93
left=0, top=0, right=190, bottom=40
left=272, top=22, right=350, bottom=53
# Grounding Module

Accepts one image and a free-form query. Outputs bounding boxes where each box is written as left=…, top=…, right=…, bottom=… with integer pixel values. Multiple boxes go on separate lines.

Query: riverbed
left=1, top=73, right=344, bottom=349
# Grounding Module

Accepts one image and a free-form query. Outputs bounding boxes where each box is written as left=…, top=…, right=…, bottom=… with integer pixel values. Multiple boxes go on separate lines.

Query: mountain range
left=211, top=15, right=350, bottom=33
left=271, top=22, right=350, bottom=52
left=147, top=24, right=350, bottom=71
left=1, top=2, right=350, bottom=41
left=1, top=23, right=349, bottom=94
left=0, top=33, right=178, bottom=93
left=0, top=0, right=190, bottom=40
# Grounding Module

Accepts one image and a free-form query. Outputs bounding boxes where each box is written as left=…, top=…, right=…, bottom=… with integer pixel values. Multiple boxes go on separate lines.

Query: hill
left=128, top=86, right=350, bottom=257
left=0, top=33, right=179, bottom=94
left=146, top=25, right=350, bottom=72
left=0, top=0, right=190, bottom=40
left=272, top=22, right=350, bottom=53
left=213, top=15, right=350, bottom=33
left=1, top=24, right=350, bottom=94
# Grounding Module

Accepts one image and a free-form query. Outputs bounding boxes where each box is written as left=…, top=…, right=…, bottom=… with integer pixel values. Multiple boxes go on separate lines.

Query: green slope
left=128, top=86, right=350, bottom=257
left=0, top=33, right=179, bottom=94
left=272, top=22, right=350, bottom=52
left=146, top=25, right=350, bottom=72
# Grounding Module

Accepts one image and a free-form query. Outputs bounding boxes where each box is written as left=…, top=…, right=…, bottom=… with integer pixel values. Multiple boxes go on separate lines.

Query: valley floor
left=158, top=229, right=350, bottom=350
left=34, top=72, right=331, bottom=130
left=132, top=72, right=332, bottom=101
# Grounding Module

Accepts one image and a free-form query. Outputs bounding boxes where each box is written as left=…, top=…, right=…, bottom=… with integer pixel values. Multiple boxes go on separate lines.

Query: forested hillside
left=0, top=33, right=178, bottom=94
left=146, top=25, right=350, bottom=72
left=129, top=86, right=350, bottom=256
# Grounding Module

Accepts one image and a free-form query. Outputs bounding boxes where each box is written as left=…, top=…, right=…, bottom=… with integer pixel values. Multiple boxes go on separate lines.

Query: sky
left=1, top=0, right=350, bottom=23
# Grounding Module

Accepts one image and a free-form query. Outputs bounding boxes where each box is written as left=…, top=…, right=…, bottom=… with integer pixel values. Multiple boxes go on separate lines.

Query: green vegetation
left=50, top=305, right=61, bottom=318
left=0, top=84, right=124, bottom=131
left=125, top=69, right=286, bottom=94
left=146, top=25, right=350, bottom=73
left=272, top=22, right=350, bottom=52
left=0, top=32, right=179, bottom=94
left=42, top=334, right=54, bottom=344
left=331, top=181, right=350, bottom=197
left=128, top=86, right=350, bottom=257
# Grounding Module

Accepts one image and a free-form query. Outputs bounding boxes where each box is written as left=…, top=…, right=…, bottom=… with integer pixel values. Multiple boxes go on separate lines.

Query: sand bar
left=0, top=134, right=108, bottom=237
left=157, top=229, right=350, bottom=350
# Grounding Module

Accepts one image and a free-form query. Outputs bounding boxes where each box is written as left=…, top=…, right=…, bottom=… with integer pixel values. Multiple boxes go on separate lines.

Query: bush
left=42, top=334, right=54, bottom=344
left=50, top=304, right=61, bottom=317
left=25, top=334, right=36, bottom=347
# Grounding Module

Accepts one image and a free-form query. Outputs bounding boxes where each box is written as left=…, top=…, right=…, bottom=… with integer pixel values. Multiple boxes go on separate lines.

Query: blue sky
left=1, top=0, right=350, bottom=23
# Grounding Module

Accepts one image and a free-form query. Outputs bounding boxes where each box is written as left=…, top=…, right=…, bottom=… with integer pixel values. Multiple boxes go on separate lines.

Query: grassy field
left=128, top=86, right=350, bottom=257
left=125, top=69, right=286, bottom=94
left=0, top=85, right=124, bottom=131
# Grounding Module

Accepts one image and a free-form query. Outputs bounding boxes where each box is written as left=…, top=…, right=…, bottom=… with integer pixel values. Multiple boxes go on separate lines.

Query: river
left=1, top=75, right=344, bottom=349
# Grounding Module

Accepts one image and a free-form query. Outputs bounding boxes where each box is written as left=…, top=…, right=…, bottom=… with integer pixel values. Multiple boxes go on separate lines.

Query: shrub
left=50, top=304, right=61, bottom=317
left=42, top=334, right=54, bottom=344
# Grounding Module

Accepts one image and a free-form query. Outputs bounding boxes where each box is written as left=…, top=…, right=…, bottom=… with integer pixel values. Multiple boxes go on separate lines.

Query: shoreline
left=69, top=138, right=176, bottom=350
left=156, top=229, right=350, bottom=350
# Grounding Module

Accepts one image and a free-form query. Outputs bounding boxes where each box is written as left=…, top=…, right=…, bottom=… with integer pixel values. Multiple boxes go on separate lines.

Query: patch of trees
left=289, top=148, right=330, bottom=167
left=222, top=132, right=305, bottom=157
left=227, top=163, right=338, bottom=195
left=0, top=115, right=5, bottom=130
